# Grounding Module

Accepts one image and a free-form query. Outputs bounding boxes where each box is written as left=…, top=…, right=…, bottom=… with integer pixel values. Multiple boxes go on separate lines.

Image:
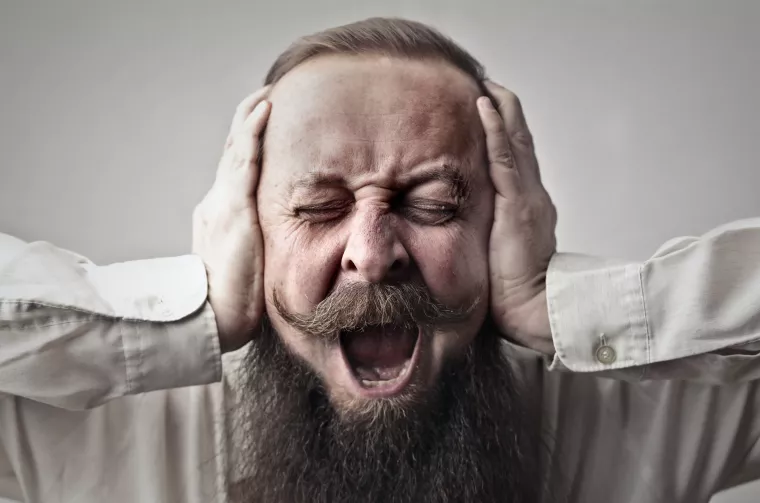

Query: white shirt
left=0, top=219, right=759, bottom=502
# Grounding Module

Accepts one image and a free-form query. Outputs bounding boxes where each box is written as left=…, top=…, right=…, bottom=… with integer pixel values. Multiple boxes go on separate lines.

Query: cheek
left=262, top=222, right=345, bottom=313
left=406, top=222, right=490, bottom=306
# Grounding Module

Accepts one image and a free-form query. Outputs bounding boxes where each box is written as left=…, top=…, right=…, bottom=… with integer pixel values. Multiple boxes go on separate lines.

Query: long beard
left=229, top=318, right=544, bottom=503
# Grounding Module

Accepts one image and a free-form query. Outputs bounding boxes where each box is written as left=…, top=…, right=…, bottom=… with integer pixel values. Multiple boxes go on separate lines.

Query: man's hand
left=192, top=88, right=271, bottom=353
left=477, top=81, right=557, bottom=355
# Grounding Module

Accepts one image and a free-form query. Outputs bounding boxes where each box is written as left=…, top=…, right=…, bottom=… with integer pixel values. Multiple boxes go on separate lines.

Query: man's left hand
left=477, top=81, right=557, bottom=355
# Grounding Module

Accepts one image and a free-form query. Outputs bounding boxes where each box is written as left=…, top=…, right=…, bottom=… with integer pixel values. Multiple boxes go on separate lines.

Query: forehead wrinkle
left=285, top=139, right=380, bottom=199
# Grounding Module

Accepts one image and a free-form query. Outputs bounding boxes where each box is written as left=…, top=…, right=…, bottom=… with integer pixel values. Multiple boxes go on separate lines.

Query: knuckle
left=526, top=197, right=552, bottom=221
left=534, top=197, right=557, bottom=225
left=227, top=150, right=243, bottom=169
left=511, top=129, right=534, bottom=151
left=226, top=145, right=252, bottom=169
left=516, top=203, right=535, bottom=225
left=237, top=150, right=254, bottom=169
left=548, top=198, right=558, bottom=216
left=492, top=147, right=515, bottom=169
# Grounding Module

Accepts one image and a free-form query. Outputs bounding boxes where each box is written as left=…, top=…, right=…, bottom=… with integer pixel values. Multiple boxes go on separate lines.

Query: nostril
left=344, top=258, right=358, bottom=272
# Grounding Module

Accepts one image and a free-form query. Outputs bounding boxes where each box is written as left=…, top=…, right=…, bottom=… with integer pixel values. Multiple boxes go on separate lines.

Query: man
left=0, top=17, right=759, bottom=503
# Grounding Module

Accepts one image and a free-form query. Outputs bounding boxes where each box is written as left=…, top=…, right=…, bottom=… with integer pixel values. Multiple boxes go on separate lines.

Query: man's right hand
left=192, top=88, right=271, bottom=353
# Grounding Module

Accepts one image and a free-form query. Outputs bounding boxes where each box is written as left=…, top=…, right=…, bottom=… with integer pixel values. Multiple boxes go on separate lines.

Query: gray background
left=1, top=1, right=758, bottom=501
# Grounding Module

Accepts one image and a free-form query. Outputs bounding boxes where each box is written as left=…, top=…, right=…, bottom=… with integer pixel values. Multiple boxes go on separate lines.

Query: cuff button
left=596, top=345, right=617, bottom=364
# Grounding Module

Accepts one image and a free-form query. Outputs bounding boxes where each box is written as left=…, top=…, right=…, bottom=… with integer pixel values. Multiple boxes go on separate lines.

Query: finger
left=225, top=86, right=271, bottom=149
left=217, top=100, right=271, bottom=199
left=238, top=99, right=271, bottom=164
left=477, top=96, right=522, bottom=200
left=484, top=80, right=543, bottom=186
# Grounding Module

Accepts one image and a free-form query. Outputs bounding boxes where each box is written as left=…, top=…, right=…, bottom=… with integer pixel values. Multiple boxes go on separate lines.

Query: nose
left=341, top=208, right=410, bottom=283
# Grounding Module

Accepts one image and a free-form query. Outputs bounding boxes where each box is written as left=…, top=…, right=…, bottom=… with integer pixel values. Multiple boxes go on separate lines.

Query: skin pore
left=257, top=54, right=496, bottom=413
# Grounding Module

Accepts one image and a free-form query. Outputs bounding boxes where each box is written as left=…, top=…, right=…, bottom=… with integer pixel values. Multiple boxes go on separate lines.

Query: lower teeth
left=357, top=360, right=410, bottom=386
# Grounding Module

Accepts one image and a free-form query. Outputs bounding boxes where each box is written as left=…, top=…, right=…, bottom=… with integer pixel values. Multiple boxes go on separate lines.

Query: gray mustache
left=273, top=282, right=477, bottom=339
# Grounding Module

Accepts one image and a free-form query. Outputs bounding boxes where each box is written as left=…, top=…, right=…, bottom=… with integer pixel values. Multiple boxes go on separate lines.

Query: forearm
left=546, top=218, right=760, bottom=382
left=0, top=236, right=222, bottom=409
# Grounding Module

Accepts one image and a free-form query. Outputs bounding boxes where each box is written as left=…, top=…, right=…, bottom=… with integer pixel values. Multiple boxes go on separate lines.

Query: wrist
left=216, top=319, right=253, bottom=354
left=212, top=301, right=264, bottom=354
left=494, top=276, right=554, bottom=355
left=509, top=289, right=554, bottom=355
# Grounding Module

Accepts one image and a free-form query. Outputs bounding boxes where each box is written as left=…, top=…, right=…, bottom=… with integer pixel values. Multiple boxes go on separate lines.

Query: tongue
left=343, top=326, right=416, bottom=369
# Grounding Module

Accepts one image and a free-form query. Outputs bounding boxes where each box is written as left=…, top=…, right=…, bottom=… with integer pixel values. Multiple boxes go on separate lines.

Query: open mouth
left=339, top=324, right=421, bottom=397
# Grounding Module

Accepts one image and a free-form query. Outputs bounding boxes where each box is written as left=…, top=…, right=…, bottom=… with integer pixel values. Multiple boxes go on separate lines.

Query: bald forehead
left=264, top=55, right=483, bottom=174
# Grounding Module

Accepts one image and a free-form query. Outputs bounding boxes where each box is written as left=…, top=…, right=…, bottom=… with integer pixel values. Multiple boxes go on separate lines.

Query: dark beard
left=229, top=318, right=544, bottom=503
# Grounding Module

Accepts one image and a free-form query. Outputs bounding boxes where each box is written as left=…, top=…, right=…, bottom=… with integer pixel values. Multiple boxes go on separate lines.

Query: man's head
left=257, top=17, right=495, bottom=415
left=233, top=18, right=543, bottom=503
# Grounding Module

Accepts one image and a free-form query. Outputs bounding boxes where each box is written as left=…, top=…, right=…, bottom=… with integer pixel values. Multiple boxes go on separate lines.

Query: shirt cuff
left=546, top=253, right=650, bottom=372
left=122, top=302, right=223, bottom=394
left=83, top=254, right=210, bottom=322
left=85, top=253, right=223, bottom=392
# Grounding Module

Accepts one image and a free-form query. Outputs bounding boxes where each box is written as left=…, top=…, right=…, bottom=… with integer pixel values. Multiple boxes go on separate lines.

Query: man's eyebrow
left=401, top=164, right=472, bottom=201
left=287, top=172, right=346, bottom=199
left=286, top=164, right=472, bottom=200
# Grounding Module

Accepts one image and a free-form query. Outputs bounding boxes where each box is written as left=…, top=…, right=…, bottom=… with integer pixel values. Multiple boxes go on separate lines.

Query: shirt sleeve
left=546, top=217, right=760, bottom=383
left=0, top=234, right=222, bottom=410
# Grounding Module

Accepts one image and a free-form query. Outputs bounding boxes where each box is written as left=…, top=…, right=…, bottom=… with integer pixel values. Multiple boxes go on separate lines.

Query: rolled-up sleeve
left=0, top=236, right=222, bottom=409
left=547, top=218, right=760, bottom=383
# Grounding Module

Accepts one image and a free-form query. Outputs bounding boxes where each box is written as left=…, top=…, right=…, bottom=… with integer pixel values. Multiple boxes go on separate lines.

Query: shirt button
left=596, top=345, right=617, bottom=364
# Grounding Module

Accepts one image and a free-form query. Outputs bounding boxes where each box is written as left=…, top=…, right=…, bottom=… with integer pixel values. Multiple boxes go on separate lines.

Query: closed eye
left=294, top=201, right=353, bottom=223
left=399, top=199, right=459, bottom=225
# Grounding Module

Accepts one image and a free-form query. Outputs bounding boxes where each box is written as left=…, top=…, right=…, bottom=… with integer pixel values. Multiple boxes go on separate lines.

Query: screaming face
left=258, top=54, right=494, bottom=415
